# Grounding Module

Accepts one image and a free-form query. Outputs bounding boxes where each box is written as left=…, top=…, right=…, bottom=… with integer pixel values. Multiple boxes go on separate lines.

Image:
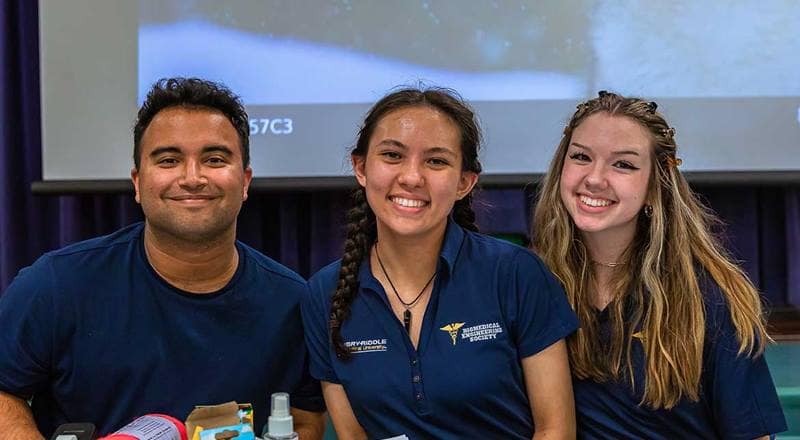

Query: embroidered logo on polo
left=344, top=338, right=388, bottom=354
left=439, top=322, right=465, bottom=345
left=440, top=321, right=503, bottom=345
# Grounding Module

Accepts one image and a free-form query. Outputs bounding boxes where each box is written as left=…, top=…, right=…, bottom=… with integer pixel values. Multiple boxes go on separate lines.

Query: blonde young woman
left=532, top=91, right=786, bottom=439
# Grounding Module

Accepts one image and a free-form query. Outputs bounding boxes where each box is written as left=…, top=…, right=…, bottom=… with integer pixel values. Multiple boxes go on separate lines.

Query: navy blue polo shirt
left=574, top=273, right=787, bottom=439
left=303, top=219, right=579, bottom=439
left=0, top=223, right=323, bottom=437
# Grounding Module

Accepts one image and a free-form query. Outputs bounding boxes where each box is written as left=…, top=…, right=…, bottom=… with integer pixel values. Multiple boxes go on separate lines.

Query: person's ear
left=352, top=154, right=367, bottom=188
left=242, top=166, right=253, bottom=201
left=131, top=167, right=141, bottom=204
left=456, top=171, right=478, bottom=200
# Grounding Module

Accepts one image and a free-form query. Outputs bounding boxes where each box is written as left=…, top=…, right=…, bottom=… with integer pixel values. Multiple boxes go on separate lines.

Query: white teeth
left=579, top=195, right=612, bottom=207
left=392, top=197, right=426, bottom=208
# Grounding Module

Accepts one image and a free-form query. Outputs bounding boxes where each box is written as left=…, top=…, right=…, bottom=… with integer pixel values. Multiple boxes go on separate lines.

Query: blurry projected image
left=139, top=1, right=800, bottom=179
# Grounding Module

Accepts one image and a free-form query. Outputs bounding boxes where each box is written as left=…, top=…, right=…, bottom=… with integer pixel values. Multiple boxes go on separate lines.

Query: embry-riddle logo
left=439, top=322, right=465, bottom=345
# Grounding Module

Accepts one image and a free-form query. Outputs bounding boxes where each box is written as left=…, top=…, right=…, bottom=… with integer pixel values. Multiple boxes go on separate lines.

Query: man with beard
left=0, top=78, right=325, bottom=439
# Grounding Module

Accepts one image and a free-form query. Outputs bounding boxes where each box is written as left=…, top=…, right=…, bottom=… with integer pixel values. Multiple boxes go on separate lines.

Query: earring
left=643, top=204, right=653, bottom=218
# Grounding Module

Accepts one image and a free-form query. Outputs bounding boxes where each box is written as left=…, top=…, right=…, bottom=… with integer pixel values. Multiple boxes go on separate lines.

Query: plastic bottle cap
left=267, top=392, right=294, bottom=436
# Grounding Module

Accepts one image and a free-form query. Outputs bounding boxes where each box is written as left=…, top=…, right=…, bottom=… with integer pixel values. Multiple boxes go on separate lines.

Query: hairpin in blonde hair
left=665, top=155, right=683, bottom=168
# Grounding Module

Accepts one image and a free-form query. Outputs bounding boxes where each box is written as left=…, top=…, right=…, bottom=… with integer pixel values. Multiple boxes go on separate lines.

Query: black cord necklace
left=374, top=242, right=437, bottom=333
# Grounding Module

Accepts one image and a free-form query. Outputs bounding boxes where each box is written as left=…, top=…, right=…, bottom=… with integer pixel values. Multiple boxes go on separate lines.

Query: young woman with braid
left=532, top=91, right=786, bottom=439
left=301, top=87, right=579, bottom=439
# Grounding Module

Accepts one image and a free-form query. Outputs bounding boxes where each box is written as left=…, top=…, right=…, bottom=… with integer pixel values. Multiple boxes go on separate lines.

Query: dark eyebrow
left=376, top=139, right=407, bottom=149
left=571, top=142, right=640, bottom=156
left=376, top=139, right=457, bottom=157
left=149, top=146, right=181, bottom=158
left=202, top=145, right=234, bottom=156
left=426, top=146, right=458, bottom=158
left=149, top=145, right=234, bottom=158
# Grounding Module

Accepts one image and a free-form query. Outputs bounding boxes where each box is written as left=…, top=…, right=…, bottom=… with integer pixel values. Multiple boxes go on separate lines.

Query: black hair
left=133, top=77, right=250, bottom=169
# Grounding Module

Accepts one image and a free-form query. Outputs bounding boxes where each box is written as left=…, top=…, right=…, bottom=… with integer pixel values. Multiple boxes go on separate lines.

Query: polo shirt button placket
left=409, top=357, right=428, bottom=412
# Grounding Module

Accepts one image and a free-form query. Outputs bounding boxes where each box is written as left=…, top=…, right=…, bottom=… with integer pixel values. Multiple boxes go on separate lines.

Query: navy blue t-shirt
left=302, top=220, right=579, bottom=439
left=574, top=273, right=787, bottom=439
left=0, top=223, right=323, bottom=437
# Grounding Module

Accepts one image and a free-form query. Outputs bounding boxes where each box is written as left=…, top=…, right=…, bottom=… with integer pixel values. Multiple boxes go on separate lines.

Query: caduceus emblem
left=439, top=322, right=465, bottom=346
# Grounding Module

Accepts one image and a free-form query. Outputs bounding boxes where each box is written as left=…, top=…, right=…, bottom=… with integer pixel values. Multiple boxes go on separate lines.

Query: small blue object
left=199, top=424, right=255, bottom=440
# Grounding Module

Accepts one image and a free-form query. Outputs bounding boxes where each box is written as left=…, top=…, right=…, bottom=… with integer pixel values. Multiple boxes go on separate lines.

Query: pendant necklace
left=374, top=242, right=437, bottom=333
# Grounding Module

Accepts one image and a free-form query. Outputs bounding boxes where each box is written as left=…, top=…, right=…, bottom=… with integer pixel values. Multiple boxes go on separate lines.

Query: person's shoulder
left=462, top=230, right=545, bottom=269
left=305, top=260, right=342, bottom=298
left=694, top=266, right=742, bottom=336
left=695, top=267, right=728, bottom=314
left=237, top=242, right=306, bottom=287
left=308, top=260, right=341, bottom=288
left=44, top=222, right=143, bottom=261
left=21, top=223, right=142, bottom=277
left=301, top=261, right=341, bottom=315
left=4, top=223, right=144, bottom=297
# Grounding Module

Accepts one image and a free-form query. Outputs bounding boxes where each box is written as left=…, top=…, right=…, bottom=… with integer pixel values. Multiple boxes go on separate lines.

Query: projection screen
left=37, top=0, right=800, bottom=192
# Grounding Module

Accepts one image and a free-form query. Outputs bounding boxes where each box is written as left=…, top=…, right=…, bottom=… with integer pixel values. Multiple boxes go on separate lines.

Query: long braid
left=452, top=193, right=479, bottom=232
left=330, top=187, right=375, bottom=359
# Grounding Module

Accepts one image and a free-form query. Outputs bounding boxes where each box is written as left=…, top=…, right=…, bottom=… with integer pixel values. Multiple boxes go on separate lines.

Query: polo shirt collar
left=358, top=217, right=466, bottom=291
left=439, top=216, right=465, bottom=275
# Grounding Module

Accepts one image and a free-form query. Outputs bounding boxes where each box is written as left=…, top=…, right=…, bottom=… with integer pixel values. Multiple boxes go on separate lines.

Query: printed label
left=460, top=322, right=504, bottom=342
left=114, top=415, right=180, bottom=440
left=344, top=338, right=388, bottom=353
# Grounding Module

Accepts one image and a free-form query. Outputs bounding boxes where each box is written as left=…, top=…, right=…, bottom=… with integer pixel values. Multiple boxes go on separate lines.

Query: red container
left=99, top=414, right=187, bottom=440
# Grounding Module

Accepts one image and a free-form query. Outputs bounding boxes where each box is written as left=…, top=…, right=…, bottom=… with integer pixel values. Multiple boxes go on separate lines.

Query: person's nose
left=397, top=160, right=424, bottom=188
left=177, top=159, right=207, bottom=189
left=583, top=162, right=608, bottom=192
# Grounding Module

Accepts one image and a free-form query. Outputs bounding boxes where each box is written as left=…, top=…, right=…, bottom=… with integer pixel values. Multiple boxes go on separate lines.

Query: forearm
left=524, top=341, right=576, bottom=440
left=291, top=407, right=326, bottom=440
left=320, top=382, right=367, bottom=440
left=532, top=426, right=575, bottom=440
left=0, top=391, right=44, bottom=440
left=295, top=424, right=324, bottom=440
left=531, top=412, right=575, bottom=440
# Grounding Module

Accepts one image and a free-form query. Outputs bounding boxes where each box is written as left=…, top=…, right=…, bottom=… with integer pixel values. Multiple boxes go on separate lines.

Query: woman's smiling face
left=559, top=112, right=653, bottom=245
left=353, top=105, right=477, bottom=241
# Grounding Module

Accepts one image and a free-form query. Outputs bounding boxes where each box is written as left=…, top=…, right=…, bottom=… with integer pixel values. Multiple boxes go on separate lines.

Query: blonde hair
left=532, top=91, right=769, bottom=409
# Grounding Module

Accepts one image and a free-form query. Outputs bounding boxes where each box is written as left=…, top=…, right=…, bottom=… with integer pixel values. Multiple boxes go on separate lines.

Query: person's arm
left=698, top=276, right=787, bottom=439
left=291, top=406, right=326, bottom=440
left=321, top=382, right=366, bottom=440
left=0, top=391, right=44, bottom=440
left=522, top=340, right=575, bottom=440
left=0, top=261, right=55, bottom=440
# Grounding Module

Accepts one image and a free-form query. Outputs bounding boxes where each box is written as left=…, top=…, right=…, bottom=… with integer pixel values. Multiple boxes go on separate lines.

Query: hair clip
left=665, top=156, right=683, bottom=168
left=661, top=127, right=676, bottom=138
left=647, top=101, right=658, bottom=113
left=598, top=90, right=609, bottom=98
